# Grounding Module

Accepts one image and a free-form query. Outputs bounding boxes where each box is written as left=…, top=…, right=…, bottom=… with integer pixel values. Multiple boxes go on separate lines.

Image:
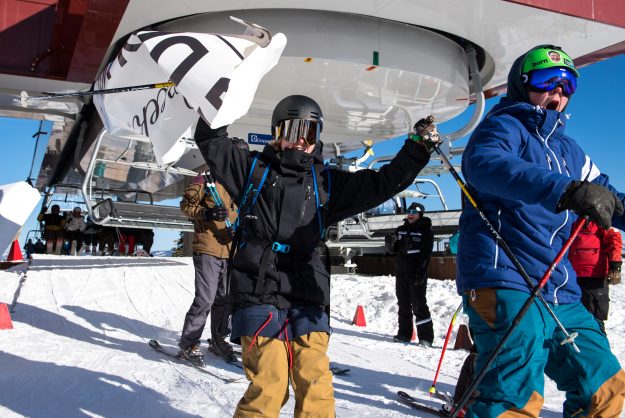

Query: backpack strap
left=311, top=162, right=331, bottom=240
left=238, top=153, right=271, bottom=219
left=227, top=153, right=271, bottom=294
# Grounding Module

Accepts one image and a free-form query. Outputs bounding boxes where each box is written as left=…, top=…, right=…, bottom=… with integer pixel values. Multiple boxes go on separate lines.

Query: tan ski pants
left=234, top=332, right=335, bottom=418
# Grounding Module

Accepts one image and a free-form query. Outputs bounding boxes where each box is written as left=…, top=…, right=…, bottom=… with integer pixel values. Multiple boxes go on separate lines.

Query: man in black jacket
left=194, top=95, right=438, bottom=418
left=389, top=202, right=434, bottom=346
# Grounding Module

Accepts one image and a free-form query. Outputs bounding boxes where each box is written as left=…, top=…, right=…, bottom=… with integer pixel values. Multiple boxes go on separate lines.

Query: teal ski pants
left=463, top=288, right=625, bottom=417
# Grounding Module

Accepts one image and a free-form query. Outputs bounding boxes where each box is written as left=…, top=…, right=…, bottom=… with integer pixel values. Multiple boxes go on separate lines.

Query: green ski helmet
left=521, top=45, right=579, bottom=82
left=507, top=45, right=579, bottom=104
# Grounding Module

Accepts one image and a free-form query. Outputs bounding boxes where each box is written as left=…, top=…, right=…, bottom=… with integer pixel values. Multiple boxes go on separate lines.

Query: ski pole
left=415, top=117, right=579, bottom=353
left=450, top=217, right=588, bottom=418
left=429, top=302, right=463, bottom=396
left=201, top=171, right=233, bottom=229
left=18, top=81, right=176, bottom=105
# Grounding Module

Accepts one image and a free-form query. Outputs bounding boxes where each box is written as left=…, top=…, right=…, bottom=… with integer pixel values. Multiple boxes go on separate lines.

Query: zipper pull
left=545, top=154, right=552, bottom=170
left=561, top=158, right=570, bottom=176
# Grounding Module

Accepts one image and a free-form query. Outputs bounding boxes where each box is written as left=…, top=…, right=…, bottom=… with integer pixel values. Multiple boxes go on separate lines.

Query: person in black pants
left=388, top=202, right=434, bottom=346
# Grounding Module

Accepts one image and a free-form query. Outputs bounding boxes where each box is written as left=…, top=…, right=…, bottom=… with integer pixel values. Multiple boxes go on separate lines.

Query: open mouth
left=546, top=101, right=559, bottom=111
left=292, top=140, right=310, bottom=150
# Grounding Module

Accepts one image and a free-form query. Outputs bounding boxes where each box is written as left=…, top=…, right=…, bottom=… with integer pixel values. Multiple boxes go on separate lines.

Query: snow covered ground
left=1, top=255, right=624, bottom=417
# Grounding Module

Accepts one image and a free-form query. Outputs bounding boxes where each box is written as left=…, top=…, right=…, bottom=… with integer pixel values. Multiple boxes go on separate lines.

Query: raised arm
left=193, top=118, right=252, bottom=203
left=326, top=138, right=430, bottom=224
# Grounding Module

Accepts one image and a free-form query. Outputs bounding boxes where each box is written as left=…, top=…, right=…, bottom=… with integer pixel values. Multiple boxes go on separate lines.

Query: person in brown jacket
left=178, top=173, right=238, bottom=366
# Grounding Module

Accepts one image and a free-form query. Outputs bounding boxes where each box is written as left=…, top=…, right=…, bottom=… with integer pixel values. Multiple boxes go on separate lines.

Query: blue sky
left=2, top=54, right=625, bottom=252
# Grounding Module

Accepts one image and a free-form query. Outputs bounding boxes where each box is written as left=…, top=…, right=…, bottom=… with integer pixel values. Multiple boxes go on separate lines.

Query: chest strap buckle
left=272, top=242, right=291, bottom=253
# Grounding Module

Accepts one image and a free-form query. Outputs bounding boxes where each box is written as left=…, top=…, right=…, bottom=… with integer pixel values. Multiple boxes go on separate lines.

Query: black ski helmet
left=407, top=202, right=425, bottom=214
left=271, top=95, right=323, bottom=137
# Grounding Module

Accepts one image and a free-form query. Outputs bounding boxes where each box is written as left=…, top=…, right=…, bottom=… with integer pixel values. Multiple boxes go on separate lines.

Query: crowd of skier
left=31, top=204, right=153, bottom=257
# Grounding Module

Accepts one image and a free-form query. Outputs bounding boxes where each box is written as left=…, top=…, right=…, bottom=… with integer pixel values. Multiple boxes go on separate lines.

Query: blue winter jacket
left=457, top=98, right=625, bottom=304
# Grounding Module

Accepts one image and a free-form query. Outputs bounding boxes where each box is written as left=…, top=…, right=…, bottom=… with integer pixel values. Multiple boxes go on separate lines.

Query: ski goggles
left=274, top=119, right=321, bottom=145
left=527, top=67, right=577, bottom=96
left=407, top=209, right=421, bottom=215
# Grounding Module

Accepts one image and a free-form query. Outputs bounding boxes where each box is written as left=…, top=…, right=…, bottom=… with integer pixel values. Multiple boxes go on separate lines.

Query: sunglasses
left=407, top=210, right=421, bottom=215
left=274, top=119, right=321, bottom=145
left=527, top=67, right=577, bottom=96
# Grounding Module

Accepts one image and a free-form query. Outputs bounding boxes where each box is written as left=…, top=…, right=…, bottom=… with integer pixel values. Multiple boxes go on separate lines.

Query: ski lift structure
left=41, top=184, right=86, bottom=212
left=325, top=153, right=464, bottom=273
left=79, top=129, right=198, bottom=232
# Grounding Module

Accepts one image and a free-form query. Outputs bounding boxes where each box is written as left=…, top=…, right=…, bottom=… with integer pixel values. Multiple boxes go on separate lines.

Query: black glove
left=607, top=261, right=622, bottom=285
left=411, top=116, right=442, bottom=153
left=204, top=205, right=229, bottom=222
left=557, top=181, right=624, bottom=229
left=41, top=206, right=48, bottom=213
left=225, top=226, right=236, bottom=240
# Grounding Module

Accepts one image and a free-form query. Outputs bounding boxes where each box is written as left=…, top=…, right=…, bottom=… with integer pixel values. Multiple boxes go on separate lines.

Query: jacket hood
left=506, top=53, right=530, bottom=103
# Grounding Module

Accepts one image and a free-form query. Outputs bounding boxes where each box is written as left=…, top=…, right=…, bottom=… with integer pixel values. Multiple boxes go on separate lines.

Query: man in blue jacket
left=458, top=45, right=625, bottom=417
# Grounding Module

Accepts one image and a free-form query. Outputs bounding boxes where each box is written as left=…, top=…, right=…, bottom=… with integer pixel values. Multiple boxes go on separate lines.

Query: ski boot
left=178, top=344, right=205, bottom=367
left=393, top=334, right=411, bottom=343
left=208, top=337, right=238, bottom=363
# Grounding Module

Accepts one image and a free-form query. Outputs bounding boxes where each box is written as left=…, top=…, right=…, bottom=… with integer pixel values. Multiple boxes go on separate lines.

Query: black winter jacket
left=394, top=217, right=433, bottom=278
left=194, top=119, right=430, bottom=309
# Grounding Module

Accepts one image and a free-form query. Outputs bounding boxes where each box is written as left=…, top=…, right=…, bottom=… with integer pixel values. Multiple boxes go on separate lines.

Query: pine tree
left=171, top=232, right=184, bottom=257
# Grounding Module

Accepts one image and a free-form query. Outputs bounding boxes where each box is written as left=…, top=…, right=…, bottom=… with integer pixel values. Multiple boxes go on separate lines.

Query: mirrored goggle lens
left=407, top=209, right=418, bottom=214
left=528, top=67, right=577, bottom=95
left=275, top=119, right=320, bottom=145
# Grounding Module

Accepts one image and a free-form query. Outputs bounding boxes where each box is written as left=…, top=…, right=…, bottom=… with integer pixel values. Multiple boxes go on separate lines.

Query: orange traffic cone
left=411, top=326, right=417, bottom=341
left=454, top=324, right=473, bottom=350
left=7, top=240, right=23, bottom=262
left=352, top=305, right=366, bottom=327
left=0, top=303, right=13, bottom=330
